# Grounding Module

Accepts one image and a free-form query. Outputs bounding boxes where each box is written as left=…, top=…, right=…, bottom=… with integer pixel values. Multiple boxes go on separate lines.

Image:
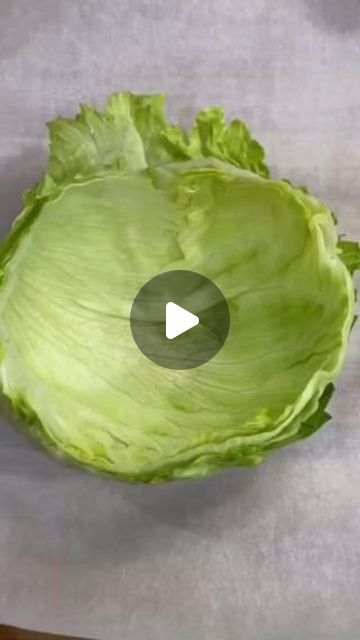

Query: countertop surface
left=0, top=2, right=360, bottom=639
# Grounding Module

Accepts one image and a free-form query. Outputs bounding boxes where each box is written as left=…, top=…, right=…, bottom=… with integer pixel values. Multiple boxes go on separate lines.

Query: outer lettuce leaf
left=338, top=240, right=360, bottom=275
left=47, top=93, right=269, bottom=186
left=187, top=107, right=269, bottom=178
left=48, top=97, right=147, bottom=183
left=0, top=93, right=358, bottom=483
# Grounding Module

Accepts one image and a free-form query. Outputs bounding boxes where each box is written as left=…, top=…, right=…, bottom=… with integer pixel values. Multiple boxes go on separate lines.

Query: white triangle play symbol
left=166, top=302, right=199, bottom=340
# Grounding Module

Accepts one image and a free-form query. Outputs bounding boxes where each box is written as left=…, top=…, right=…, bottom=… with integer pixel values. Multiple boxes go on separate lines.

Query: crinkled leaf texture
left=0, top=93, right=358, bottom=483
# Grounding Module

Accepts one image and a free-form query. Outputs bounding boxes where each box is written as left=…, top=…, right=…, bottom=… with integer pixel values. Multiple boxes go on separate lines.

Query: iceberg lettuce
left=0, top=93, right=358, bottom=482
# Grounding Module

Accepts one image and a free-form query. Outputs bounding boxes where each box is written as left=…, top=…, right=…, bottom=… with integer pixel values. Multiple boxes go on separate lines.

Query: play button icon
left=130, top=270, right=230, bottom=370
left=166, top=302, right=199, bottom=340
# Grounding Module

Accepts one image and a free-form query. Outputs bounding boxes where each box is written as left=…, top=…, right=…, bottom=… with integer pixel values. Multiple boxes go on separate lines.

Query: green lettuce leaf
left=47, top=93, right=269, bottom=186
left=0, top=93, right=358, bottom=483
left=338, top=239, right=360, bottom=275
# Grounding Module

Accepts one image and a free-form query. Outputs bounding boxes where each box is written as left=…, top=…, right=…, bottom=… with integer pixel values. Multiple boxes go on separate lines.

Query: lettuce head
left=0, top=93, right=359, bottom=483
